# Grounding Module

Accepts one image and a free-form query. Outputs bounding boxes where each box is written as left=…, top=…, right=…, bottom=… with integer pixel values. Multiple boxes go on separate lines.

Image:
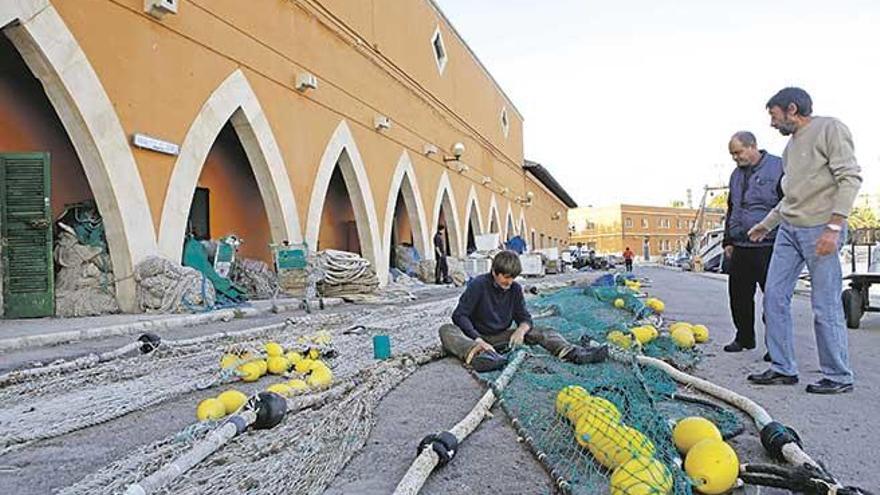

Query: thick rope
left=393, top=350, right=528, bottom=495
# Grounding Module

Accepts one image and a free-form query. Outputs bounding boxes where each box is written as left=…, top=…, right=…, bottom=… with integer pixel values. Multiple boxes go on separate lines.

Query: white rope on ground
left=124, top=410, right=258, bottom=495
left=618, top=350, right=830, bottom=473
left=393, top=350, right=528, bottom=495
left=117, top=347, right=443, bottom=495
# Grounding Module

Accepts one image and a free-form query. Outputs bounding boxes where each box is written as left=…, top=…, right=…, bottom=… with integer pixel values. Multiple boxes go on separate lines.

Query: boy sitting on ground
left=439, top=250, right=608, bottom=372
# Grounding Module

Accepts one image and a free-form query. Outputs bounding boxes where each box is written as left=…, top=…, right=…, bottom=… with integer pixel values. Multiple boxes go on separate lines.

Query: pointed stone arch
left=431, top=172, right=463, bottom=258
left=464, top=185, right=485, bottom=236
left=306, top=120, right=383, bottom=283
left=487, top=194, right=501, bottom=235
left=519, top=209, right=529, bottom=249
left=158, top=69, right=301, bottom=262
left=381, top=151, right=429, bottom=275
left=1, top=1, right=156, bottom=311
left=504, top=203, right=516, bottom=240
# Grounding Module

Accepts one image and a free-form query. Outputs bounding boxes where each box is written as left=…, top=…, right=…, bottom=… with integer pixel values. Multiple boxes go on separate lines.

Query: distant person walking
left=623, top=247, right=634, bottom=272
left=722, top=131, right=783, bottom=359
left=434, top=224, right=451, bottom=284
left=747, top=87, right=861, bottom=394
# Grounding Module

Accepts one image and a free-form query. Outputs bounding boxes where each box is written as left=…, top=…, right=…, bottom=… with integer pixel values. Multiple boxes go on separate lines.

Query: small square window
left=625, top=217, right=633, bottom=228
left=500, top=107, right=510, bottom=138
left=431, top=27, right=448, bottom=74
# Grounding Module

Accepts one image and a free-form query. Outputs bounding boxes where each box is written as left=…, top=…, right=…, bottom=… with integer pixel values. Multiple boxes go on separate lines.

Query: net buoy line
left=392, top=350, right=528, bottom=495
left=0, top=305, right=362, bottom=388
left=0, top=320, right=293, bottom=388
left=613, top=349, right=870, bottom=493
left=121, top=346, right=442, bottom=495
left=0, top=299, right=456, bottom=454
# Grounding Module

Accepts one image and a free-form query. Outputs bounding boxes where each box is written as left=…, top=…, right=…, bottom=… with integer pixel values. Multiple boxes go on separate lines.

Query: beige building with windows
left=0, top=0, right=574, bottom=317
left=568, top=204, right=725, bottom=260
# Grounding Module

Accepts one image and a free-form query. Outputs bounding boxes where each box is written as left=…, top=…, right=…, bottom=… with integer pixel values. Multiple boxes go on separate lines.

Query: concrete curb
left=0, top=297, right=343, bottom=353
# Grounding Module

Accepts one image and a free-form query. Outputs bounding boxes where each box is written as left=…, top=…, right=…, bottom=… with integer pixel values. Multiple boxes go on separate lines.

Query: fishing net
left=476, top=283, right=742, bottom=495
left=4, top=296, right=457, bottom=494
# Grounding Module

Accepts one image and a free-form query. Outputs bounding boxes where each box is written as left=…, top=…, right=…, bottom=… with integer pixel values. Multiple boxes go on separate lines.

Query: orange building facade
left=0, top=0, right=573, bottom=315
left=568, top=204, right=725, bottom=260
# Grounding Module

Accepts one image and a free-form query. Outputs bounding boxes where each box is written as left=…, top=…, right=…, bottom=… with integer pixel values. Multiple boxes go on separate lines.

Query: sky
left=436, top=0, right=880, bottom=208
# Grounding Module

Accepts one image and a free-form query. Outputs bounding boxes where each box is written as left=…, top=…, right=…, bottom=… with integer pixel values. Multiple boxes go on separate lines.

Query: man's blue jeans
left=764, top=222, right=853, bottom=384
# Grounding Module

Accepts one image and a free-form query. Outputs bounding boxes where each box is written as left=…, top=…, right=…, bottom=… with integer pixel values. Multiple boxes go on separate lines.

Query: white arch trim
left=464, top=185, right=484, bottom=236
left=519, top=209, right=529, bottom=248
left=306, top=120, right=384, bottom=283
left=431, top=171, right=463, bottom=258
left=487, top=194, right=501, bottom=234
left=2, top=1, right=156, bottom=312
left=158, top=69, right=302, bottom=262
left=382, top=151, right=429, bottom=274
left=504, top=202, right=516, bottom=240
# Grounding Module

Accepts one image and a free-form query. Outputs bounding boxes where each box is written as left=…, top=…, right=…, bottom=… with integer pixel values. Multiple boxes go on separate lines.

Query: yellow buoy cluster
left=203, top=335, right=336, bottom=417
left=673, top=417, right=739, bottom=494
left=644, top=297, right=665, bottom=313
left=196, top=389, right=248, bottom=421
left=556, top=386, right=673, bottom=495
left=624, top=279, right=642, bottom=291
left=606, top=325, right=658, bottom=350
left=667, top=322, right=710, bottom=349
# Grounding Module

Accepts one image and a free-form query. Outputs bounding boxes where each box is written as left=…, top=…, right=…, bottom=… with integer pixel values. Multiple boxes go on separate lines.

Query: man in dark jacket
left=438, top=251, right=608, bottom=371
left=722, top=131, right=783, bottom=357
left=434, top=225, right=450, bottom=284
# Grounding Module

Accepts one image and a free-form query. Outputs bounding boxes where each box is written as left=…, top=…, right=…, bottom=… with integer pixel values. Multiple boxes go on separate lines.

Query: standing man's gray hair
left=731, top=131, right=757, bottom=148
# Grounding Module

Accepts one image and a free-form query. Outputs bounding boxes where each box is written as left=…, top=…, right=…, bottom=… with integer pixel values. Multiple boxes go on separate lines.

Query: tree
left=707, top=191, right=728, bottom=210
left=848, top=205, right=880, bottom=229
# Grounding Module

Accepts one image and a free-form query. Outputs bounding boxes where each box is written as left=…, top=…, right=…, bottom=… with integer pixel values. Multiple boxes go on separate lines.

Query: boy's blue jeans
left=764, top=222, right=853, bottom=384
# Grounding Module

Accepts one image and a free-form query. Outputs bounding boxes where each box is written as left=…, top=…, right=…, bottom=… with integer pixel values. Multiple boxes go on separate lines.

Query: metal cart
left=842, top=227, right=880, bottom=329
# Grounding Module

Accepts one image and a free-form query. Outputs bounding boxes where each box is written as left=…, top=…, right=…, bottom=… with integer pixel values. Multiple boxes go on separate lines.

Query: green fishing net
left=479, top=284, right=742, bottom=494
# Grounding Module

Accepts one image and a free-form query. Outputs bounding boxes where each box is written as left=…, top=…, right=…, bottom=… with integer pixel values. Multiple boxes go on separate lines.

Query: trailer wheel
left=842, top=288, right=862, bottom=329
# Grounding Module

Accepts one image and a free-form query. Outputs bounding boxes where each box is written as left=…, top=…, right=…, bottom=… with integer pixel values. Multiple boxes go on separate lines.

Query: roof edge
left=523, top=159, right=578, bottom=208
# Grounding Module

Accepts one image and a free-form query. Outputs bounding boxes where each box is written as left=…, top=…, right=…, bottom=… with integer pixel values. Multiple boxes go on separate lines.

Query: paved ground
left=1, top=268, right=877, bottom=494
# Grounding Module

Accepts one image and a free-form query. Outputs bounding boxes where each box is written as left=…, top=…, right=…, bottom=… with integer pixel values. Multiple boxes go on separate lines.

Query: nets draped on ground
left=2, top=296, right=457, bottom=494
left=481, top=284, right=741, bottom=495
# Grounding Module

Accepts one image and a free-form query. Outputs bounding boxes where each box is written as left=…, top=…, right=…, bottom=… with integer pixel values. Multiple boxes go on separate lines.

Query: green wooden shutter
left=1, top=152, right=54, bottom=318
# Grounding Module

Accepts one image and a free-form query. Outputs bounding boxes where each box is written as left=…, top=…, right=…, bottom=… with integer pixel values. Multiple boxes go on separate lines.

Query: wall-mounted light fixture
left=374, top=115, right=392, bottom=130
left=423, top=144, right=439, bottom=156
left=516, top=191, right=535, bottom=206
left=295, top=72, right=318, bottom=92
left=443, top=142, right=465, bottom=162
left=144, top=0, right=177, bottom=18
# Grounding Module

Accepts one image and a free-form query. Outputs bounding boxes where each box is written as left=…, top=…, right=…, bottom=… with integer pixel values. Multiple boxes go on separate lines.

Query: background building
left=568, top=204, right=725, bottom=260
left=0, top=0, right=573, bottom=316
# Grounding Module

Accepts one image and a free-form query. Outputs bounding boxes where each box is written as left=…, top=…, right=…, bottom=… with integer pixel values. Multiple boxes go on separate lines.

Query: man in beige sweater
left=746, top=87, right=860, bottom=394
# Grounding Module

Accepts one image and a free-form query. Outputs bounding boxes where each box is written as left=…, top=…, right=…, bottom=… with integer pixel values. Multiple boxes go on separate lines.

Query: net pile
left=316, top=250, right=379, bottom=297
left=134, top=256, right=216, bottom=313
left=53, top=230, right=120, bottom=317
left=477, top=284, right=741, bottom=494
left=231, top=258, right=279, bottom=300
